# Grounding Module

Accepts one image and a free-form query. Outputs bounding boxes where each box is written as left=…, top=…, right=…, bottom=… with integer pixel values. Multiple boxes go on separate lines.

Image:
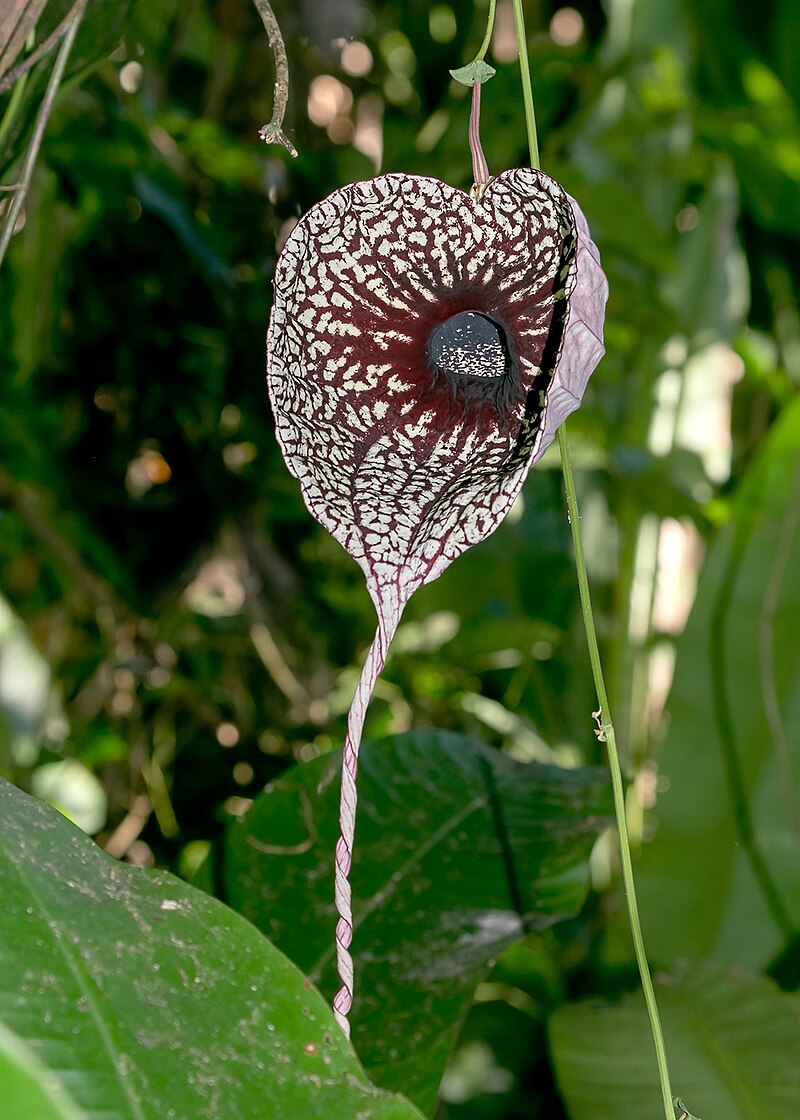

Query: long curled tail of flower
left=332, top=606, right=399, bottom=1037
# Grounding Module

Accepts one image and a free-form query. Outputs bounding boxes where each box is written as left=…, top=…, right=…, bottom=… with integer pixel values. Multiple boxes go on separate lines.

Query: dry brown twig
left=0, top=0, right=49, bottom=83
left=251, top=0, right=297, bottom=157
left=0, top=0, right=87, bottom=268
left=0, top=0, right=86, bottom=95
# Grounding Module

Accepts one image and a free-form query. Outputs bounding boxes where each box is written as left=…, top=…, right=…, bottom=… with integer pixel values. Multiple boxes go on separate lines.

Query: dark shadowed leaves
left=219, top=729, right=611, bottom=1113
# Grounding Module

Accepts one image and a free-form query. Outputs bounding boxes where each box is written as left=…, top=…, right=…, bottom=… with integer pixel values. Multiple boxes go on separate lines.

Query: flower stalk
left=469, top=81, right=489, bottom=192
left=475, top=0, right=498, bottom=61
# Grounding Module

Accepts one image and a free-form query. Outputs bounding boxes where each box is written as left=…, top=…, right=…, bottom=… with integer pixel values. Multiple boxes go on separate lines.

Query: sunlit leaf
left=0, top=778, right=424, bottom=1120
left=633, top=395, right=800, bottom=970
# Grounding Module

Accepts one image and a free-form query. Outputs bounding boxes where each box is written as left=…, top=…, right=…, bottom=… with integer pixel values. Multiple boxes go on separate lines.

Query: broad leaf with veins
left=266, top=166, right=607, bottom=1034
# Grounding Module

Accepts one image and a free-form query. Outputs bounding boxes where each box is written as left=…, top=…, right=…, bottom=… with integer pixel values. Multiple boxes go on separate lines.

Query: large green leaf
left=549, top=963, right=800, bottom=1120
left=220, top=730, right=611, bottom=1114
left=633, top=396, right=800, bottom=970
left=0, top=778, right=424, bottom=1120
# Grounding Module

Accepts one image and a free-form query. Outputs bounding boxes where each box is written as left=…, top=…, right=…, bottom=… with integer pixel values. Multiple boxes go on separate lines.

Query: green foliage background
left=1, top=0, right=800, bottom=1117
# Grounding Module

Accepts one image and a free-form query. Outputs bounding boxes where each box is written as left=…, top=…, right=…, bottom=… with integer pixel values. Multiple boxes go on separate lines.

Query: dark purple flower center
left=428, top=311, right=510, bottom=381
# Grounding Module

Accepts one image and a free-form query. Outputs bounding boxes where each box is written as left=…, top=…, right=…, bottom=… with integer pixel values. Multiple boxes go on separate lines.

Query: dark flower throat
left=428, top=312, right=510, bottom=381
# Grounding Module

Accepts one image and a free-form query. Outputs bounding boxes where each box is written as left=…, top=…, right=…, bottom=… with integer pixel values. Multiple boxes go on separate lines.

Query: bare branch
left=0, top=0, right=86, bottom=95
left=0, top=0, right=49, bottom=83
left=0, top=0, right=86, bottom=269
left=251, top=0, right=298, bottom=157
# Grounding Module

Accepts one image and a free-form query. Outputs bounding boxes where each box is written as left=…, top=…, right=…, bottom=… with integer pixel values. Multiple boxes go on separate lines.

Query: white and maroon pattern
left=268, top=168, right=606, bottom=619
left=266, top=167, right=607, bottom=1036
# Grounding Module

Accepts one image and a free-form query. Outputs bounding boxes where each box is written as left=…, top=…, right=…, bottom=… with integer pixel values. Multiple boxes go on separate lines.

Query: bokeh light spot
left=307, top=75, right=352, bottom=127
left=222, top=441, right=258, bottom=472
left=492, top=0, right=518, bottom=63
left=429, top=5, right=457, bottom=44
left=380, top=31, right=416, bottom=77
left=676, top=204, right=699, bottom=232
left=220, top=403, right=242, bottom=435
left=327, top=115, right=355, bottom=144
left=233, top=761, right=254, bottom=785
left=126, top=447, right=172, bottom=498
left=216, top=722, right=240, bottom=748
left=119, top=61, right=143, bottom=93
left=340, top=41, right=373, bottom=77
left=550, top=7, right=584, bottom=47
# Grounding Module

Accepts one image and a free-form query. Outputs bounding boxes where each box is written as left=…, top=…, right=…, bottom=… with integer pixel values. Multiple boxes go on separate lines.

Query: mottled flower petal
left=268, top=168, right=607, bottom=620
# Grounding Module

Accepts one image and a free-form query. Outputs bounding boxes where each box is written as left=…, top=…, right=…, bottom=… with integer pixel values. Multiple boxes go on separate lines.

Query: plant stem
left=332, top=608, right=400, bottom=1037
left=469, top=81, right=489, bottom=188
left=252, top=0, right=298, bottom=156
left=558, top=427, right=676, bottom=1120
left=475, top=0, right=497, bottom=61
left=0, top=2, right=84, bottom=270
left=0, top=0, right=86, bottom=95
left=508, top=2, right=676, bottom=1116
left=510, top=0, right=540, bottom=169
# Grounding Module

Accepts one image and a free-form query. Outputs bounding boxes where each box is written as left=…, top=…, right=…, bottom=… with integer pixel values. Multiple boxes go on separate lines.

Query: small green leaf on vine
left=450, top=60, right=496, bottom=86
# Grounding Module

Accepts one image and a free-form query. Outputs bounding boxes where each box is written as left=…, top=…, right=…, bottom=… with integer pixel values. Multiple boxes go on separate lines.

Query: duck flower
left=267, top=167, right=608, bottom=1035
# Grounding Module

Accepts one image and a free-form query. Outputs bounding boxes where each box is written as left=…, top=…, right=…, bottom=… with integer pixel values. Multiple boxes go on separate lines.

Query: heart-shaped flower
left=268, top=168, right=606, bottom=625
left=266, top=167, right=607, bottom=1034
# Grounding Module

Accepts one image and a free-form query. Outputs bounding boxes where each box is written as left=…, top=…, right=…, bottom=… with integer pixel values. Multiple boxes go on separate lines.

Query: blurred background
left=2, top=0, right=800, bottom=1115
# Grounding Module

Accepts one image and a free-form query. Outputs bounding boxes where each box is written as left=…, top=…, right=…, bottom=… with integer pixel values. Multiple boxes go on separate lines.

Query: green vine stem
left=510, top=0, right=539, bottom=170
left=450, top=1, right=497, bottom=87
left=508, top=1, right=677, bottom=1116
left=558, top=427, right=677, bottom=1120
left=474, top=0, right=497, bottom=62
